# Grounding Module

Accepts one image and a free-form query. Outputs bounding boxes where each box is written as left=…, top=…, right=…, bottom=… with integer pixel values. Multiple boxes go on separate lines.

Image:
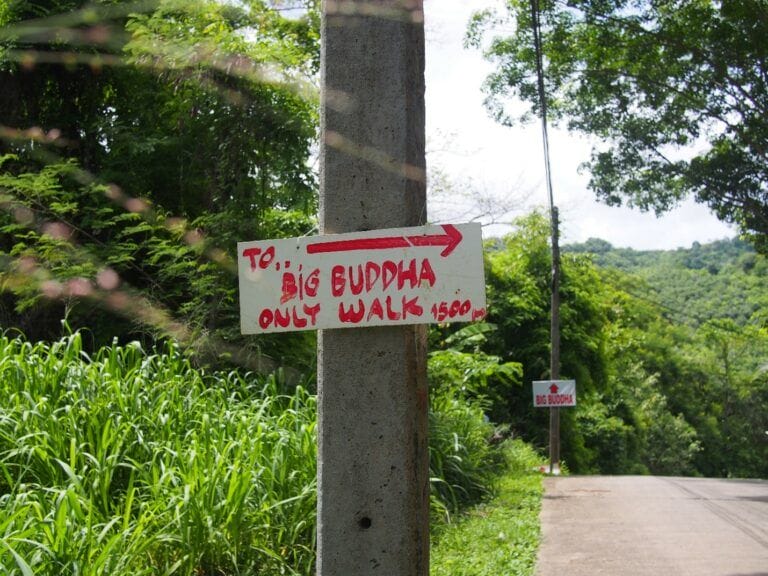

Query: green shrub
left=430, top=439, right=546, bottom=576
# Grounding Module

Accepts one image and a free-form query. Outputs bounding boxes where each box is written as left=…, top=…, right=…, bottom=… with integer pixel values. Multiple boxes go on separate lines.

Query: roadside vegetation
left=477, top=217, right=768, bottom=478
left=431, top=440, right=545, bottom=576
left=0, top=330, right=514, bottom=574
left=0, top=332, right=318, bottom=574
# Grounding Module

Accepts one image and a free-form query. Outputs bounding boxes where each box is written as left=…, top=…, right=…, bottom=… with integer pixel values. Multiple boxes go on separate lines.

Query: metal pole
left=318, top=1, right=429, bottom=574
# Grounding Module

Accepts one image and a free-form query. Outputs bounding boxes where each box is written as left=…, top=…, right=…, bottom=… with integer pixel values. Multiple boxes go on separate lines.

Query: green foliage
left=571, top=238, right=768, bottom=478
left=0, top=0, right=320, bottom=369
left=474, top=213, right=615, bottom=471
left=430, top=440, right=545, bottom=576
left=447, top=213, right=767, bottom=478
left=0, top=331, right=514, bottom=573
left=567, top=237, right=767, bottom=327
left=0, top=153, right=317, bottom=371
left=429, top=322, right=523, bottom=424
left=636, top=388, right=701, bottom=476
left=575, top=395, right=640, bottom=475
left=0, top=331, right=318, bottom=575
left=469, top=0, right=768, bottom=252
left=428, top=391, right=506, bottom=521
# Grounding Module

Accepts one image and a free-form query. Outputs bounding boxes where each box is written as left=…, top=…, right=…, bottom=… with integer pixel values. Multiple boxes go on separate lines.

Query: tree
left=480, top=213, right=620, bottom=471
left=579, top=237, right=768, bottom=477
left=0, top=0, right=321, bottom=369
left=468, top=0, right=768, bottom=252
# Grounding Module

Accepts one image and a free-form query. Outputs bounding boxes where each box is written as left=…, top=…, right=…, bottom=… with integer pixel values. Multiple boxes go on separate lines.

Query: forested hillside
left=430, top=219, right=767, bottom=478
left=571, top=237, right=768, bottom=478
left=567, top=237, right=768, bottom=327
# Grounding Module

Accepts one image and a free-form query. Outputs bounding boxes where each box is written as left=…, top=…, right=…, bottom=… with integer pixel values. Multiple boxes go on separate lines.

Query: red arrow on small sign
left=306, top=224, right=463, bottom=258
left=549, top=384, right=559, bottom=394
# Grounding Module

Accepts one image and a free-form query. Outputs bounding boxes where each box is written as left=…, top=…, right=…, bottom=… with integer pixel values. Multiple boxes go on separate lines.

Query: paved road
left=536, top=476, right=768, bottom=576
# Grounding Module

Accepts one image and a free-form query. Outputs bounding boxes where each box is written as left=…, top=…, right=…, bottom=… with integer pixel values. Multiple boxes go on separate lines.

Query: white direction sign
left=533, top=380, right=577, bottom=408
left=238, top=223, right=486, bottom=334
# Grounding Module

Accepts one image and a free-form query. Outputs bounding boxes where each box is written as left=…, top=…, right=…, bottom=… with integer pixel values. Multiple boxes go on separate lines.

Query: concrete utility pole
left=549, top=206, right=561, bottom=474
left=529, top=0, right=561, bottom=474
left=317, top=1, right=429, bottom=575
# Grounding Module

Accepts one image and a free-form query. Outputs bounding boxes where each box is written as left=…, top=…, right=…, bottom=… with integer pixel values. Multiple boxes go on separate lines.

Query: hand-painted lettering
left=337, top=295, right=425, bottom=324
left=348, top=265, right=364, bottom=295
left=281, top=272, right=298, bottom=304
left=331, top=258, right=437, bottom=298
left=367, top=298, right=384, bottom=321
left=402, top=295, right=422, bottom=319
left=365, top=262, right=381, bottom=291
left=547, top=394, right=574, bottom=406
left=274, top=307, right=291, bottom=328
left=239, top=224, right=486, bottom=333
left=419, top=259, right=436, bottom=287
left=331, top=265, right=345, bottom=297
left=281, top=267, right=320, bottom=304
left=289, top=303, right=321, bottom=328
left=382, top=260, right=398, bottom=291
left=305, top=269, right=320, bottom=297
left=385, top=295, right=401, bottom=320
left=304, top=303, right=321, bottom=325
left=338, top=299, right=365, bottom=323
left=259, top=303, right=322, bottom=330
left=243, top=245, right=276, bottom=271
left=430, top=299, right=478, bottom=322
left=397, top=259, right=417, bottom=290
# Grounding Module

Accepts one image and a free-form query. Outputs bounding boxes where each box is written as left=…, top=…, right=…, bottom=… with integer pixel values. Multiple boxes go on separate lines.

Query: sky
left=422, top=0, right=736, bottom=250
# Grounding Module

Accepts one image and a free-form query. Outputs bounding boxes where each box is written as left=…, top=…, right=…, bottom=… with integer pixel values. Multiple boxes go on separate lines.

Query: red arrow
left=306, top=224, right=463, bottom=257
left=549, top=384, right=559, bottom=394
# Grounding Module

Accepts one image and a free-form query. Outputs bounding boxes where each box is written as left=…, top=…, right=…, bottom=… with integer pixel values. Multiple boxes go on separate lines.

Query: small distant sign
left=238, top=223, right=486, bottom=334
left=533, top=380, right=576, bottom=408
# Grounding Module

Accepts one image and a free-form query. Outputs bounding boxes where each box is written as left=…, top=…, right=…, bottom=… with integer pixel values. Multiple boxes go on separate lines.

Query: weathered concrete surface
left=317, top=1, right=429, bottom=575
left=536, top=476, right=768, bottom=576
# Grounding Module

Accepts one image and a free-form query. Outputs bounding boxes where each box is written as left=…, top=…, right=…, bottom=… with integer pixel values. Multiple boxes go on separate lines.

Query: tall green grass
left=0, top=332, right=506, bottom=574
left=428, top=394, right=502, bottom=523
left=0, top=332, right=316, bottom=575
